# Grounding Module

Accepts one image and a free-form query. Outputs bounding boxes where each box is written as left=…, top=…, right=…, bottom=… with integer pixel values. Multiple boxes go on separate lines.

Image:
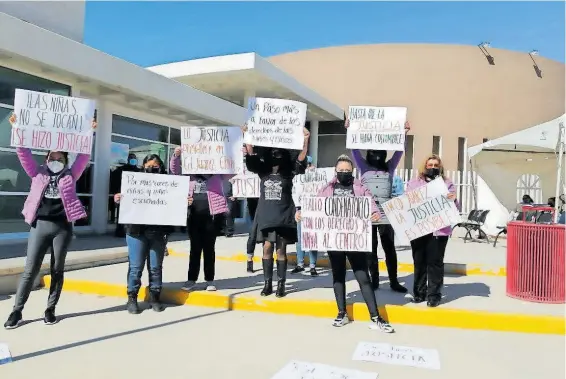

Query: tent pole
left=469, top=158, right=478, bottom=211
left=554, top=122, right=565, bottom=222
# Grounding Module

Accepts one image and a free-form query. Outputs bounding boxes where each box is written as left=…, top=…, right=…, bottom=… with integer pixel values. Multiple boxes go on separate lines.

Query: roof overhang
left=0, top=12, right=246, bottom=127
left=148, top=53, right=344, bottom=122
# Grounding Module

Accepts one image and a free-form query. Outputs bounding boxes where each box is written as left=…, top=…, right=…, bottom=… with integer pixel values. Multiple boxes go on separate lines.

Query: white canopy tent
left=468, top=114, right=566, bottom=233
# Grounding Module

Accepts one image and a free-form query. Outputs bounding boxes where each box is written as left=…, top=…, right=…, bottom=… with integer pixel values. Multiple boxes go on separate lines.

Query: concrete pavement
left=0, top=292, right=564, bottom=379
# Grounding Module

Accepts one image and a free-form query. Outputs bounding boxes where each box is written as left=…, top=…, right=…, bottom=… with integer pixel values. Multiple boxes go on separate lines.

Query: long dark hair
left=142, top=154, right=166, bottom=174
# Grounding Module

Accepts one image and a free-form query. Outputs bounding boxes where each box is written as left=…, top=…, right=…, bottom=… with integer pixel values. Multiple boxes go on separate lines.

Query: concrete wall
left=269, top=44, right=566, bottom=170
left=0, top=1, right=85, bottom=42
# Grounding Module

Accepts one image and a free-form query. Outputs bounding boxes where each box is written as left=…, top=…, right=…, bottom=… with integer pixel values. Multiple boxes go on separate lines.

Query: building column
left=91, top=100, right=112, bottom=234
left=241, top=89, right=256, bottom=222
left=309, top=119, right=319, bottom=166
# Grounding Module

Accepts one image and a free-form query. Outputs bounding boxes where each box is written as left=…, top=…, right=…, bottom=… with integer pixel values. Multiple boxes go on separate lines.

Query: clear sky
left=84, top=1, right=565, bottom=67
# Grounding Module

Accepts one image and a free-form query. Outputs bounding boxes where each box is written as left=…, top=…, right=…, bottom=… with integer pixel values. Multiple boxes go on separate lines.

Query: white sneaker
left=370, top=316, right=395, bottom=333
left=206, top=282, right=217, bottom=291
left=332, top=312, right=350, bottom=327
left=181, top=281, right=196, bottom=291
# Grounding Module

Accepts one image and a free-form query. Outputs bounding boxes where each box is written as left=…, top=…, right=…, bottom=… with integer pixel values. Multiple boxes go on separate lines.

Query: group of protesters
left=4, top=113, right=459, bottom=334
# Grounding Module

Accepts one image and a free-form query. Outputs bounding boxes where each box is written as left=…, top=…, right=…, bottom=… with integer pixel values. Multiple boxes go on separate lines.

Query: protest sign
left=352, top=342, right=441, bottom=370
left=271, top=360, right=377, bottom=379
left=11, top=89, right=95, bottom=154
left=180, top=126, right=243, bottom=174
left=292, top=167, right=334, bottom=206
left=118, top=172, right=190, bottom=226
left=301, top=196, right=373, bottom=252
left=346, top=106, right=406, bottom=151
left=382, top=177, right=460, bottom=242
left=232, top=173, right=260, bottom=198
left=110, top=142, right=130, bottom=166
left=0, top=343, right=12, bottom=365
left=246, top=97, right=306, bottom=150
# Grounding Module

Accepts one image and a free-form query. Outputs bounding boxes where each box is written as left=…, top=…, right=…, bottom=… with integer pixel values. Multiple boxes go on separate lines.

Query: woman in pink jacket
left=297, top=155, right=394, bottom=332
left=406, top=154, right=459, bottom=308
left=169, top=147, right=229, bottom=292
left=4, top=113, right=95, bottom=329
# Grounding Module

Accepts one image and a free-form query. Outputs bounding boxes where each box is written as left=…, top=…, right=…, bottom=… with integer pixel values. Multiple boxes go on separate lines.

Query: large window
left=0, top=65, right=82, bottom=234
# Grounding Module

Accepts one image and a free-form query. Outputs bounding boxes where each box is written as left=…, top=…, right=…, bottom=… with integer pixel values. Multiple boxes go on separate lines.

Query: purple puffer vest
left=169, top=155, right=229, bottom=216
left=18, top=148, right=90, bottom=225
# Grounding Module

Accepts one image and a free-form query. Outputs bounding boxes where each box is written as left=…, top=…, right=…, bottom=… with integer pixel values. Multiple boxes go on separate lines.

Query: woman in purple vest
left=169, top=147, right=229, bottom=292
left=406, top=154, right=459, bottom=307
left=4, top=113, right=95, bottom=329
left=345, top=119, right=410, bottom=293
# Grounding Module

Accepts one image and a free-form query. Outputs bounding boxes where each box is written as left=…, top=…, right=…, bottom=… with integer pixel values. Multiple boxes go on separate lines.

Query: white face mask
left=47, top=161, right=65, bottom=174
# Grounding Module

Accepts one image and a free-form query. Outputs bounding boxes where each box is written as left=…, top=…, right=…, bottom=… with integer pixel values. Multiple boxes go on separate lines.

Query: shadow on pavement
left=12, top=309, right=228, bottom=362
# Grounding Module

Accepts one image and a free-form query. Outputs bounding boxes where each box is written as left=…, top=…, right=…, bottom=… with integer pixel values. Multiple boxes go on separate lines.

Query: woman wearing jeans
left=4, top=114, right=95, bottom=329
left=114, top=154, right=175, bottom=314
left=296, top=155, right=394, bottom=332
left=407, top=154, right=459, bottom=308
left=169, top=147, right=229, bottom=292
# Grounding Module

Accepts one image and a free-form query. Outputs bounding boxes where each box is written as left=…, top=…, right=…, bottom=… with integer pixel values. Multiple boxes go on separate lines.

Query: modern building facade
left=0, top=3, right=564, bottom=242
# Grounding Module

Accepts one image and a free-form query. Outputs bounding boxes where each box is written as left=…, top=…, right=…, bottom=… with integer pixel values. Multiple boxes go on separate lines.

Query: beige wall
left=269, top=44, right=565, bottom=170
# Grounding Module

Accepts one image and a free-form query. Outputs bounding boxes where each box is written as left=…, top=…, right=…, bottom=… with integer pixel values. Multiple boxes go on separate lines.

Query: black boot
left=149, top=291, right=165, bottom=312
left=275, top=259, right=287, bottom=298
left=261, top=259, right=273, bottom=296
left=126, top=292, right=141, bottom=314
left=247, top=260, right=254, bottom=273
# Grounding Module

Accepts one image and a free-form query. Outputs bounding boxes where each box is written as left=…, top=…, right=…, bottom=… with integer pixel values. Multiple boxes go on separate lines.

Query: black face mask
left=144, top=166, right=160, bottom=174
left=271, top=149, right=284, bottom=167
left=367, top=151, right=387, bottom=168
left=425, top=168, right=440, bottom=179
left=336, top=172, right=354, bottom=186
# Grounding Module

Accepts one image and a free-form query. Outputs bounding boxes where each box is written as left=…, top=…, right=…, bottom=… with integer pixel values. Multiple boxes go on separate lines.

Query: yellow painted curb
left=43, top=276, right=564, bottom=335
left=167, top=249, right=507, bottom=277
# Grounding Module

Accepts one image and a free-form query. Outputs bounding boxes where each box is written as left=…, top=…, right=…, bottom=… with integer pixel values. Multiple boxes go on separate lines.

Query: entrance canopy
left=468, top=114, right=565, bottom=211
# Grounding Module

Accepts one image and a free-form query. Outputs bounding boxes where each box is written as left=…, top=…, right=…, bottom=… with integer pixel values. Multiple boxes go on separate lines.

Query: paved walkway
left=0, top=292, right=564, bottom=379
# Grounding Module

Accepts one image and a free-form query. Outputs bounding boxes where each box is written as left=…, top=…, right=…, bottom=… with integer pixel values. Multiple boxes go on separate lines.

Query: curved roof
left=268, top=44, right=565, bottom=141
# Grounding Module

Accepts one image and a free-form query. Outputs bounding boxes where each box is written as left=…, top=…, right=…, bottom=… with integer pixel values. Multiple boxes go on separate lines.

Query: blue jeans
left=126, top=233, right=167, bottom=294
left=296, top=221, right=318, bottom=268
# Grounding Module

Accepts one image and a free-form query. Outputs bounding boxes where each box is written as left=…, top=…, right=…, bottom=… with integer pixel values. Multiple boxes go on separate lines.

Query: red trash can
left=506, top=221, right=566, bottom=303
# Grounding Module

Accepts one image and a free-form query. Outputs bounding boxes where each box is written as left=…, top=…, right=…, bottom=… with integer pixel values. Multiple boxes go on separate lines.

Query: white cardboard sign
left=301, top=196, right=373, bottom=252
left=382, top=177, right=460, bottom=242
left=346, top=106, right=406, bottom=151
left=246, top=97, right=306, bottom=150
left=271, top=360, right=378, bottom=379
left=292, top=167, right=335, bottom=206
left=0, top=343, right=12, bottom=365
left=352, top=342, right=441, bottom=370
left=11, top=89, right=95, bottom=154
left=180, top=126, right=243, bottom=174
left=118, top=172, right=190, bottom=226
left=231, top=173, right=260, bottom=198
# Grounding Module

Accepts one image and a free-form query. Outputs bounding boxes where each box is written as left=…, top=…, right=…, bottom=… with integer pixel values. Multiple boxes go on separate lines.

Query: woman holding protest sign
left=296, top=154, right=394, bottom=332
left=243, top=127, right=309, bottom=298
left=345, top=119, right=410, bottom=294
left=169, top=147, right=228, bottom=292
left=114, top=154, right=177, bottom=314
left=4, top=113, right=95, bottom=329
left=406, top=154, right=459, bottom=308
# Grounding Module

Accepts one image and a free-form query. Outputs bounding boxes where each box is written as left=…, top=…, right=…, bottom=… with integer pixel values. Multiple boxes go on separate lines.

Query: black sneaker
left=44, top=308, right=57, bottom=325
left=427, top=297, right=441, bottom=307
left=4, top=311, right=23, bottom=330
left=310, top=268, right=319, bottom=277
left=411, top=295, right=426, bottom=303
left=370, top=316, right=395, bottom=333
left=390, top=281, right=408, bottom=293
left=246, top=261, right=254, bottom=273
left=291, top=266, right=305, bottom=274
left=332, top=312, right=350, bottom=327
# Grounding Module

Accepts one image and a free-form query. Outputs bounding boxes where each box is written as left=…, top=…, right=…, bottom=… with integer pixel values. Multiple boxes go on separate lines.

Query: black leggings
left=187, top=213, right=220, bottom=282
left=246, top=216, right=258, bottom=258
left=410, top=234, right=449, bottom=300
left=368, top=224, right=398, bottom=282
left=328, top=251, right=379, bottom=318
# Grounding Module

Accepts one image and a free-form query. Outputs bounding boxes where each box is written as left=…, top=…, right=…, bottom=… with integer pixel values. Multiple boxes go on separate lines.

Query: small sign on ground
left=352, top=342, right=440, bottom=370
